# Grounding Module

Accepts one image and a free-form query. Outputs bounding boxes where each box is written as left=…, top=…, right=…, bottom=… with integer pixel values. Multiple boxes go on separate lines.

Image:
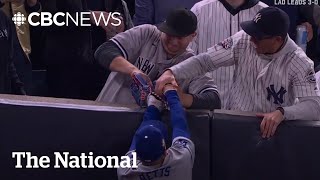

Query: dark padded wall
left=0, top=102, right=210, bottom=180
left=161, top=111, right=211, bottom=180
left=1, top=97, right=320, bottom=180
left=0, top=103, right=143, bottom=180
left=212, top=110, right=320, bottom=180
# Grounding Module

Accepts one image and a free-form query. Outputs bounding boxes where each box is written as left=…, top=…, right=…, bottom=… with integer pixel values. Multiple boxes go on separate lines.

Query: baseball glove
left=130, top=73, right=153, bottom=107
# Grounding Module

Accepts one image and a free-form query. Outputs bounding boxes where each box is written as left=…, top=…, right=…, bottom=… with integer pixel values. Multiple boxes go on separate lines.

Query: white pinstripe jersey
left=171, top=31, right=320, bottom=113
left=189, top=0, right=268, bottom=108
left=96, top=25, right=217, bottom=105
left=317, top=71, right=320, bottom=90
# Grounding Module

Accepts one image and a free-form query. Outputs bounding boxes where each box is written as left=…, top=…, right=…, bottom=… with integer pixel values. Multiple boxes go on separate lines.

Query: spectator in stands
left=187, top=0, right=268, bottom=109
left=0, top=10, right=26, bottom=95
left=134, top=0, right=200, bottom=25
left=261, top=2, right=320, bottom=67
left=95, top=8, right=221, bottom=110
left=123, top=0, right=135, bottom=17
left=0, top=0, right=41, bottom=95
left=39, top=0, right=128, bottom=100
left=155, top=7, right=320, bottom=138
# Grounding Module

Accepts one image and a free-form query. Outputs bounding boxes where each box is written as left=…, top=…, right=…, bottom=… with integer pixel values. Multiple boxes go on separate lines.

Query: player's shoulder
left=207, top=30, right=249, bottom=53
left=171, top=137, right=195, bottom=152
left=184, top=48, right=196, bottom=57
left=112, top=24, right=161, bottom=46
left=172, top=49, right=195, bottom=65
left=233, top=30, right=250, bottom=40
left=167, top=137, right=195, bottom=164
left=126, top=24, right=160, bottom=37
left=191, top=0, right=219, bottom=12
left=255, top=1, right=269, bottom=8
left=291, top=47, right=314, bottom=67
left=288, top=47, right=314, bottom=74
left=224, top=30, right=250, bottom=47
left=135, top=24, right=159, bottom=31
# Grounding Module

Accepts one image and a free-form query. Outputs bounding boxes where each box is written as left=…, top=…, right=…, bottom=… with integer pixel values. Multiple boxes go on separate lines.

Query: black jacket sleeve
left=94, top=40, right=124, bottom=69
left=190, top=90, right=221, bottom=110
left=7, top=16, right=26, bottom=95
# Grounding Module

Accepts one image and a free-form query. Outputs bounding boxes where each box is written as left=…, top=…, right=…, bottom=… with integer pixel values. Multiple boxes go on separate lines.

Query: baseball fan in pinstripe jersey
left=156, top=7, right=320, bottom=138
left=189, top=0, right=268, bottom=108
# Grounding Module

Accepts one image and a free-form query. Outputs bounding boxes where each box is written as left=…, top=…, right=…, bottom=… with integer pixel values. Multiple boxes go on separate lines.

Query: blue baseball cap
left=240, top=7, right=290, bottom=40
left=135, top=120, right=167, bottom=162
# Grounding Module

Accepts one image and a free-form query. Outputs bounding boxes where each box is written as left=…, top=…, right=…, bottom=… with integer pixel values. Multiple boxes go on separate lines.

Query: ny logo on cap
left=253, top=13, right=262, bottom=23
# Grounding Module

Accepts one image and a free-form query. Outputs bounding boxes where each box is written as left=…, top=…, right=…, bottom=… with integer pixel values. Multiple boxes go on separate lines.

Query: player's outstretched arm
left=257, top=65, right=320, bottom=138
left=128, top=105, right=162, bottom=151
left=169, top=32, right=243, bottom=82
left=189, top=90, right=221, bottom=110
left=257, top=96, right=320, bottom=138
left=176, top=87, right=221, bottom=110
left=185, top=76, right=221, bottom=110
left=94, top=40, right=138, bottom=75
left=164, top=85, right=190, bottom=139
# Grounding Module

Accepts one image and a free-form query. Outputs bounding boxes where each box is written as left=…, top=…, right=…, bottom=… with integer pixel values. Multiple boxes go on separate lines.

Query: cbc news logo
left=12, top=12, right=122, bottom=27
left=12, top=12, right=27, bottom=26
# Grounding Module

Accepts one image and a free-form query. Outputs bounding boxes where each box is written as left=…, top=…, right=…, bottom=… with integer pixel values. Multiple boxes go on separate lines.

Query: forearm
left=179, top=93, right=193, bottom=108
left=169, top=53, right=217, bottom=80
left=109, top=57, right=138, bottom=75
left=190, top=90, right=221, bottom=110
left=179, top=90, right=221, bottom=110
left=129, top=105, right=161, bottom=151
left=94, top=41, right=123, bottom=69
left=94, top=41, right=138, bottom=75
left=165, top=90, right=190, bottom=139
left=283, top=97, right=320, bottom=121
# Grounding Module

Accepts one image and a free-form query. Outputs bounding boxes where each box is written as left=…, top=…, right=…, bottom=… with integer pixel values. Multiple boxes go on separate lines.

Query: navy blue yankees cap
left=240, top=7, right=290, bottom=40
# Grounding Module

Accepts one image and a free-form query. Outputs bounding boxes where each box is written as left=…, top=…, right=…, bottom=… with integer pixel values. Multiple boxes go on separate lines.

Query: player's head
left=135, top=121, right=167, bottom=165
left=158, top=8, right=197, bottom=56
left=240, top=7, right=290, bottom=54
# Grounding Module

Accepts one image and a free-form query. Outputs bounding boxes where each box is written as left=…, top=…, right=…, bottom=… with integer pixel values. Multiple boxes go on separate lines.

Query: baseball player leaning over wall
left=156, top=7, right=320, bottom=138
left=117, top=84, right=195, bottom=180
left=189, top=0, right=268, bottom=109
left=94, top=8, right=221, bottom=109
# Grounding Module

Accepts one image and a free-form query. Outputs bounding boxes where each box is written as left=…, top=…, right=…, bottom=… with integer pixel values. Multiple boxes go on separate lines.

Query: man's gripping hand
left=155, top=70, right=178, bottom=95
left=257, top=110, right=285, bottom=138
